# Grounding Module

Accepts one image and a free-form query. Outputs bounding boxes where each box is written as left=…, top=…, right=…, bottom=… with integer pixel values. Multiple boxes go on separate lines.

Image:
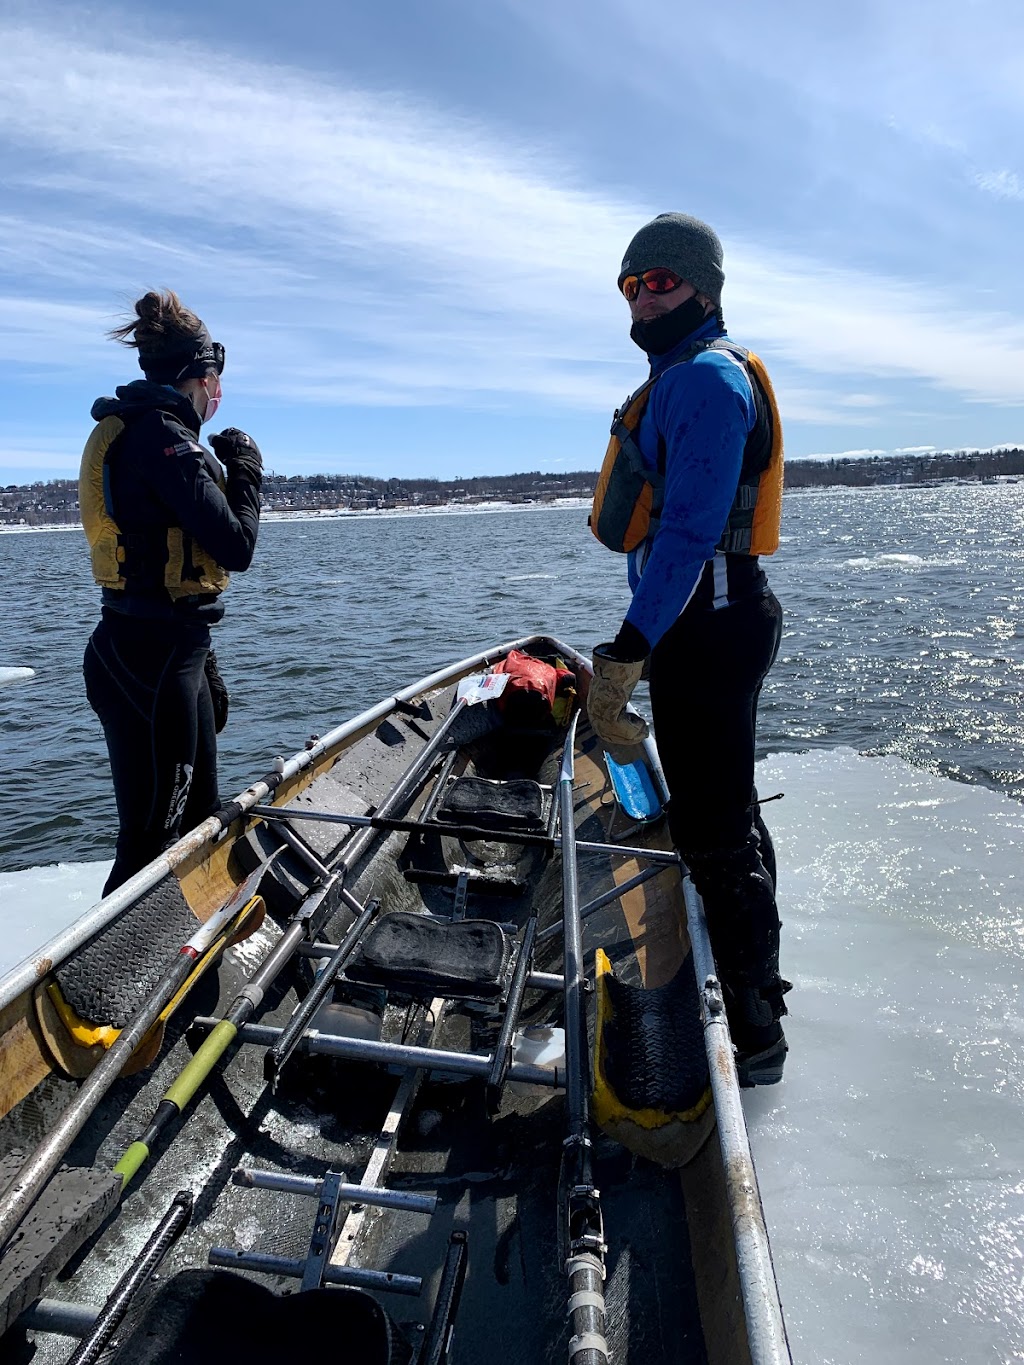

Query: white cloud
left=0, top=296, right=110, bottom=366
left=1, top=13, right=1024, bottom=425
left=973, top=169, right=1024, bottom=201
left=727, top=254, right=1024, bottom=408
left=771, top=387, right=880, bottom=426
left=0, top=434, right=81, bottom=475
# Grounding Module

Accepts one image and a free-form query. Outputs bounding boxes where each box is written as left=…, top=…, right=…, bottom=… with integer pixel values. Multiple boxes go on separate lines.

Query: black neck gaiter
left=630, top=296, right=714, bottom=356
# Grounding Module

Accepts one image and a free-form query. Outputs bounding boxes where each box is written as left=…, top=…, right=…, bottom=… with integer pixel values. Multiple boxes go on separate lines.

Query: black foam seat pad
left=106, top=1269, right=410, bottom=1364
left=436, top=776, right=545, bottom=831
left=346, top=911, right=511, bottom=999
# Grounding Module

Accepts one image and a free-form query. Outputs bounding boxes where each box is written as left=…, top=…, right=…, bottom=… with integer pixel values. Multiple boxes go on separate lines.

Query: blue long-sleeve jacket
left=623, top=318, right=758, bottom=650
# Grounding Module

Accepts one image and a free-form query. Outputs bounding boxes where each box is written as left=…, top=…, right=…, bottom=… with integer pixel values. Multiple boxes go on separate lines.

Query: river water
left=1, top=485, right=1023, bottom=1363
left=2, top=485, right=1023, bottom=871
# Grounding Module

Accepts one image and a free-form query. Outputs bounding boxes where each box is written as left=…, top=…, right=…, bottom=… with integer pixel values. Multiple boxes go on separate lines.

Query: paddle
left=113, top=695, right=474, bottom=1192
left=555, top=713, right=610, bottom=1365
left=0, top=867, right=266, bottom=1254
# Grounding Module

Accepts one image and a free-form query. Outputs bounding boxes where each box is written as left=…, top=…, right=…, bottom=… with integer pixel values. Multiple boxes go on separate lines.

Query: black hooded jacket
left=89, top=381, right=261, bottom=622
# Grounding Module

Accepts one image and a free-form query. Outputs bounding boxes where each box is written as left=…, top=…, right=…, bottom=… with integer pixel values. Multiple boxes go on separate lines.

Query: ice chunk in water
left=0, top=667, right=35, bottom=687
left=0, top=862, right=111, bottom=978
left=748, top=748, right=1024, bottom=1364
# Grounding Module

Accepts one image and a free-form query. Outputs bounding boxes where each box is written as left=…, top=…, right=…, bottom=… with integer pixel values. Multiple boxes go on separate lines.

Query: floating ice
left=749, top=748, right=1024, bottom=1364
left=0, top=861, right=111, bottom=977
left=0, top=750, right=1020, bottom=1362
left=842, top=551, right=966, bottom=571
left=0, top=667, right=35, bottom=687
left=844, top=552, right=926, bottom=568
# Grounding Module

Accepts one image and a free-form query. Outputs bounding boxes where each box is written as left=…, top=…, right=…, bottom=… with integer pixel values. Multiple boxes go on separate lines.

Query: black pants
left=648, top=591, right=784, bottom=988
left=84, top=612, right=219, bottom=895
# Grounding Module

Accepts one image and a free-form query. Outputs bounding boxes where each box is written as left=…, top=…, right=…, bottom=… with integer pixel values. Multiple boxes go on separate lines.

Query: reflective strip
left=635, top=533, right=655, bottom=577
left=709, top=343, right=756, bottom=404
left=712, top=552, right=730, bottom=610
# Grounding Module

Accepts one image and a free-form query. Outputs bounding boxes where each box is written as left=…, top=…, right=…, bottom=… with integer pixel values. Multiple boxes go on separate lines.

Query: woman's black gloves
left=210, top=429, right=263, bottom=489
left=204, top=650, right=230, bottom=733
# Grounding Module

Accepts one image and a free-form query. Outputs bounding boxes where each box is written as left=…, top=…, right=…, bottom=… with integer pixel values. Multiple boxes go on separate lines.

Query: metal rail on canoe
left=643, top=739, right=793, bottom=1365
left=5, top=682, right=491, bottom=1354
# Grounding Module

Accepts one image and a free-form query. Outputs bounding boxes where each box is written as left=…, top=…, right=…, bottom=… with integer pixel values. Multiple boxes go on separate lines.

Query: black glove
left=602, top=619, right=650, bottom=663
left=204, top=650, right=230, bottom=734
left=210, top=429, right=263, bottom=488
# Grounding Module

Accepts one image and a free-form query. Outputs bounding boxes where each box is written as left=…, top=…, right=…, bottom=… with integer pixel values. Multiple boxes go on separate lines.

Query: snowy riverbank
left=0, top=497, right=591, bottom=535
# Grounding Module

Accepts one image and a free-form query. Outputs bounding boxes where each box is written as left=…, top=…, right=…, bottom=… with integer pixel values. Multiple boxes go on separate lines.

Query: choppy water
left=1, top=485, right=1022, bottom=872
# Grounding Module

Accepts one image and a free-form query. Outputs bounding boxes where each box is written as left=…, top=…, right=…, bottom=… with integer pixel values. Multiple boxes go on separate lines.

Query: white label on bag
left=456, top=671, right=510, bottom=705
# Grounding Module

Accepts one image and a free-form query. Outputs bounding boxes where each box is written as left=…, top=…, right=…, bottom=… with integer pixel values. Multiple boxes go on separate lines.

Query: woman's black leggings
left=84, top=611, right=219, bottom=895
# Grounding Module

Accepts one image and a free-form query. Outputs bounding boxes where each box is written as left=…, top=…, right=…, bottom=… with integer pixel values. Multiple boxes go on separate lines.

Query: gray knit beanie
left=618, top=212, right=725, bottom=306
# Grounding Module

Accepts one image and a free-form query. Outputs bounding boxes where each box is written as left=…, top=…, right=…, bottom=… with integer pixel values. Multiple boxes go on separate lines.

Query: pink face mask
left=203, top=375, right=223, bottom=424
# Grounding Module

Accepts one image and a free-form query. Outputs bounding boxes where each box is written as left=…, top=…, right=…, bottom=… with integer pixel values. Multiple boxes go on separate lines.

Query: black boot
left=684, top=840, right=792, bottom=1087
left=720, top=977, right=790, bottom=1087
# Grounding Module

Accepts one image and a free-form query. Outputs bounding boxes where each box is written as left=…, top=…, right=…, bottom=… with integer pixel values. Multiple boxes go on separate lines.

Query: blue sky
left=2, top=0, right=1023, bottom=483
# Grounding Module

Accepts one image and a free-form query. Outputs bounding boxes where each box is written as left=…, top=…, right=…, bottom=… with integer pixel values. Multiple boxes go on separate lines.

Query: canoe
left=0, top=634, right=790, bottom=1364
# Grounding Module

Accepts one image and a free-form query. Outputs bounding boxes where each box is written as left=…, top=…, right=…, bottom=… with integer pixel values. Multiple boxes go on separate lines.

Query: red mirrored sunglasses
left=619, top=268, right=686, bottom=302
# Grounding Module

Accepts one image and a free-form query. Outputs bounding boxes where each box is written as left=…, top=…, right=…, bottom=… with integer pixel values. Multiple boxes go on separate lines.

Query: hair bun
left=135, top=291, right=166, bottom=327
left=109, top=289, right=205, bottom=351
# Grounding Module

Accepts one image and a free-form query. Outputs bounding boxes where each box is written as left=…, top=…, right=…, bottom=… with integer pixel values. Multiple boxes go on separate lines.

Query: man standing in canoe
left=587, top=213, right=790, bottom=1084
left=81, top=291, right=263, bottom=894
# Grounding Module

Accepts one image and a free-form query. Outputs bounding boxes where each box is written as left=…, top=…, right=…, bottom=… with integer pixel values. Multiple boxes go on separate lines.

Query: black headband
left=139, top=327, right=225, bottom=384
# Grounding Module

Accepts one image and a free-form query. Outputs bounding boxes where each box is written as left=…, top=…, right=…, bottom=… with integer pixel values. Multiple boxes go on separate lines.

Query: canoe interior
left=0, top=640, right=757, bottom=1364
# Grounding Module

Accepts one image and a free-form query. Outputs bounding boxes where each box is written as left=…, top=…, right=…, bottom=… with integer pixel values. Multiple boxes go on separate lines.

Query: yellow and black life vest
left=79, top=416, right=230, bottom=599
left=590, top=339, right=784, bottom=556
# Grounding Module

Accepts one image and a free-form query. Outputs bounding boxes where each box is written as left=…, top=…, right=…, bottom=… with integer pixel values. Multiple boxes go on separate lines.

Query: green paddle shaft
left=113, top=1021, right=238, bottom=1189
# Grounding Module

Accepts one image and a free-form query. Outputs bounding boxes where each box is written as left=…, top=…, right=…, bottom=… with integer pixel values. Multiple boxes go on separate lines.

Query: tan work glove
left=587, top=643, right=649, bottom=746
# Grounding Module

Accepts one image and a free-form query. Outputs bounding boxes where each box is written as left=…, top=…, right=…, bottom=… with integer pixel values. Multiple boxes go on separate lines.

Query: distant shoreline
left=3, top=478, right=1019, bottom=535
left=0, top=497, right=592, bottom=535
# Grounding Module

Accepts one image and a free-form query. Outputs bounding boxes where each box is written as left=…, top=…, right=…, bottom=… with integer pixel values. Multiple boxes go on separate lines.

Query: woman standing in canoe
left=81, top=291, right=263, bottom=894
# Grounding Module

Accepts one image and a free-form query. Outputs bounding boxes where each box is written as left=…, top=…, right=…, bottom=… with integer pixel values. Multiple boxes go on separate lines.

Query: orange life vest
left=590, top=339, right=784, bottom=557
